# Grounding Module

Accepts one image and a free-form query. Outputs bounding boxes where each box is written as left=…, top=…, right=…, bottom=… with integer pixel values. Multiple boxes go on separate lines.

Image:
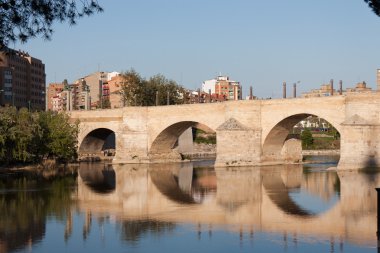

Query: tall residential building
left=77, top=71, right=120, bottom=108
left=71, top=79, right=90, bottom=110
left=47, top=80, right=90, bottom=111
left=214, top=76, right=242, bottom=100
left=377, top=69, right=380, bottom=91
left=0, top=48, right=46, bottom=110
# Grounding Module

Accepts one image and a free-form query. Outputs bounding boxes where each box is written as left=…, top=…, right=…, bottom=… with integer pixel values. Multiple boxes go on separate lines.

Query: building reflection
left=75, top=162, right=380, bottom=249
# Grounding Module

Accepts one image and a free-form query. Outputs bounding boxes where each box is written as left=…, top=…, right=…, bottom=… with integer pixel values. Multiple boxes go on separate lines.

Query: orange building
left=47, top=83, right=64, bottom=110
left=214, top=76, right=242, bottom=100
left=107, top=75, right=124, bottom=108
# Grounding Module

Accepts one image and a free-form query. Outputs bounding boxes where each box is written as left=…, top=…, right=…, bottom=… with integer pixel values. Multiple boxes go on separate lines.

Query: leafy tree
left=0, top=0, right=103, bottom=49
left=0, top=106, right=18, bottom=162
left=12, top=108, right=41, bottom=162
left=120, top=69, right=144, bottom=106
left=39, top=111, right=78, bottom=162
left=301, top=129, right=314, bottom=149
left=151, top=74, right=186, bottom=105
left=0, top=108, right=78, bottom=164
left=120, top=69, right=185, bottom=107
left=365, top=0, right=380, bottom=16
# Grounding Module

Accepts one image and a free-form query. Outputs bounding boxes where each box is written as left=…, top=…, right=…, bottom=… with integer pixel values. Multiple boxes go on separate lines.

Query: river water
left=0, top=156, right=378, bottom=253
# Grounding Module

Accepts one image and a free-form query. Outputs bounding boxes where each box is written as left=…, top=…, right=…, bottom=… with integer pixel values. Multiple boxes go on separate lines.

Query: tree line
left=119, top=69, right=186, bottom=107
left=0, top=107, right=78, bottom=164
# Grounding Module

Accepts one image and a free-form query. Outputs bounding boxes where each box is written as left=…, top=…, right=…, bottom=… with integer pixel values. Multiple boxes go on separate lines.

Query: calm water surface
left=0, top=157, right=378, bottom=253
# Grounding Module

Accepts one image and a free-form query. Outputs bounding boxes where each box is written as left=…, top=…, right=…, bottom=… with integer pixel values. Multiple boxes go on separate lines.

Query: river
left=0, top=156, right=378, bottom=253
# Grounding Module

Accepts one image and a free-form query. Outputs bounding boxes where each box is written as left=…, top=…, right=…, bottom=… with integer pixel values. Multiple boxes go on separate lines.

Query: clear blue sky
left=13, top=0, right=380, bottom=98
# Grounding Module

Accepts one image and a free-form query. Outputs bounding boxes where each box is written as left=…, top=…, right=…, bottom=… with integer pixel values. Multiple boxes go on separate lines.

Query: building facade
left=47, top=80, right=90, bottom=111
left=201, top=79, right=217, bottom=94
left=301, top=83, right=337, bottom=98
left=77, top=71, right=120, bottom=108
left=0, top=48, right=46, bottom=110
left=214, top=76, right=242, bottom=100
left=107, top=75, right=124, bottom=108
left=302, top=82, right=373, bottom=98
left=47, top=83, right=64, bottom=110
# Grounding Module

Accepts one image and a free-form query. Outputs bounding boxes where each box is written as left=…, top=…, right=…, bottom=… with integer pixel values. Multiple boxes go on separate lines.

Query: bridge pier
left=338, top=121, right=380, bottom=170
left=215, top=118, right=262, bottom=167
left=113, top=131, right=150, bottom=164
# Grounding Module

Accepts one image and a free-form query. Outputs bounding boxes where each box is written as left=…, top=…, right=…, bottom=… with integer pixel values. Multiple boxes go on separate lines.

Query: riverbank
left=0, top=160, right=78, bottom=178
left=302, top=149, right=340, bottom=156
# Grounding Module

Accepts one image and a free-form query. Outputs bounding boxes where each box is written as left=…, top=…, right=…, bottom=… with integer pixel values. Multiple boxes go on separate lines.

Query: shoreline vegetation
left=0, top=107, right=79, bottom=168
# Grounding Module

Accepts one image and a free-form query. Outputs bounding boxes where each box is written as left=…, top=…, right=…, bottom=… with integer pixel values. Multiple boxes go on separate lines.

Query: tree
left=0, top=108, right=78, bottom=164
left=365, top=0, right=380, bottom=16
left=0, top=0, right=103, bottom=49
left=301, top=129, right=314, bottom=149
left=120, top=70, right=185, bottom=107
left=151, top=74, right=186, bottom=105
left=38, top=111, right=78, bottom=162
left=120, top=69, right=144, bottom=106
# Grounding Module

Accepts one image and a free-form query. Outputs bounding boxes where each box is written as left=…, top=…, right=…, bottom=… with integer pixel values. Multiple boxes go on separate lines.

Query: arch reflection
left=75, top=162, right=380, bottom=247
left=79, top=162, right=116, bottom=194
left=149, top=163, right=216, bottom=204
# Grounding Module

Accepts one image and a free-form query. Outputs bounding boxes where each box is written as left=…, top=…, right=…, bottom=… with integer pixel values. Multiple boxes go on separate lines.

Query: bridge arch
left=149, top=121, right=215, bottom=161
left=79, top=127, right=116, bottom=157
left=262, top=113, right=341, bottom=163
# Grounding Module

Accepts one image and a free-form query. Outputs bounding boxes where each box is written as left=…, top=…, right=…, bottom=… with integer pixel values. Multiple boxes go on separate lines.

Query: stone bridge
left=69, top=93, right=380, bottom=170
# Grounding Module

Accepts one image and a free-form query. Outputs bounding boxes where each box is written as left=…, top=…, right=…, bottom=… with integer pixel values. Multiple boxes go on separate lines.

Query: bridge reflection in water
left=75, top=161, right=378, bottom=249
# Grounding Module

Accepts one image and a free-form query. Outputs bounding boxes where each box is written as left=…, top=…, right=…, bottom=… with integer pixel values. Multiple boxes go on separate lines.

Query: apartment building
left=214, top=76, right=242, bottom=100
left=47, top=83, right=64, bottom=110
left=77, top=71, right=120, bottom=108
left=0, top=48, right=46, bottom=110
